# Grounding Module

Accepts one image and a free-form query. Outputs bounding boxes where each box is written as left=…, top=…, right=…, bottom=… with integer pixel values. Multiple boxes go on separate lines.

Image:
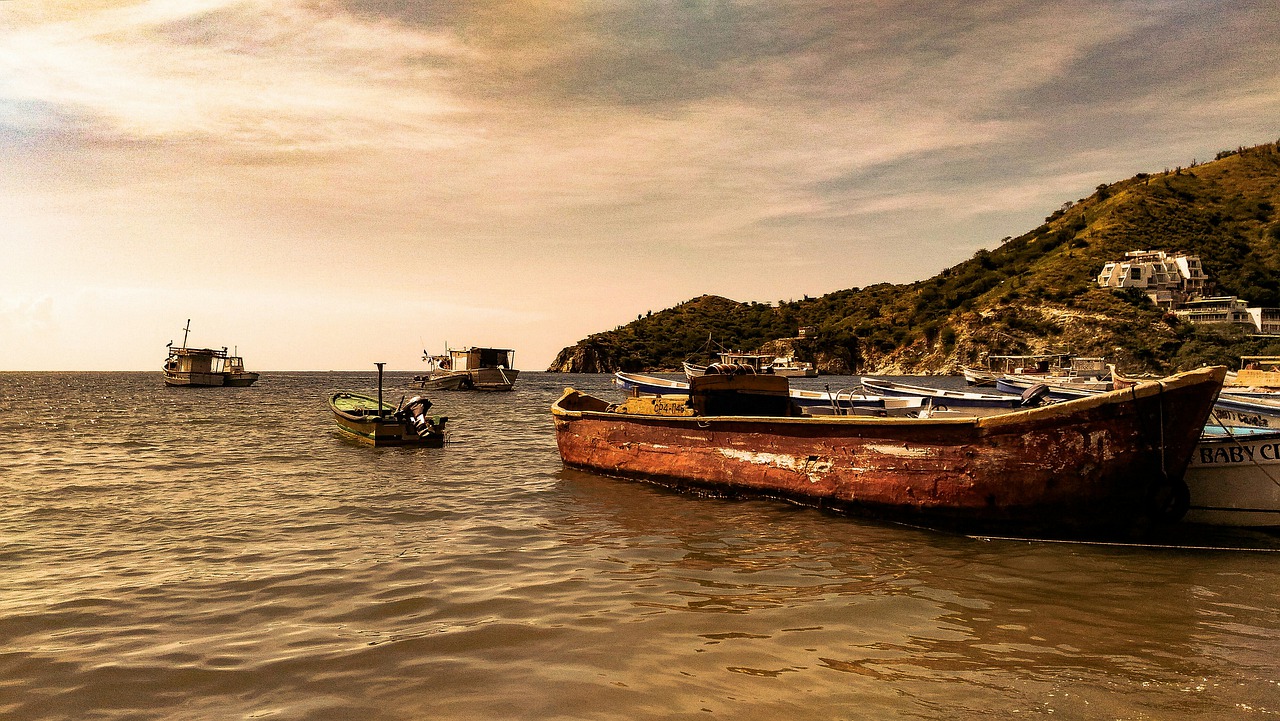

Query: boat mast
left=181, top=319, right=191, bottom=350
left=376, top=362, right=385, bottom=417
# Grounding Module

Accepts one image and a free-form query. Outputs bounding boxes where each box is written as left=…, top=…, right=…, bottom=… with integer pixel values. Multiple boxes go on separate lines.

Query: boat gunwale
left=329, top=391, right=395, bottom=421
left=555, top=366, right=1227, bottom=428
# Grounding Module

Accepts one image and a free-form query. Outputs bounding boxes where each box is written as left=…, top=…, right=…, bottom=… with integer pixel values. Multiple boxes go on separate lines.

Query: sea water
left=1, top=371, right=1278, bottom=720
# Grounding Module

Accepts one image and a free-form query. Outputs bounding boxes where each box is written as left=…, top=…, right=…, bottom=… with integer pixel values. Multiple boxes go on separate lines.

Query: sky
left=2, top=0, right=1279, bottom=371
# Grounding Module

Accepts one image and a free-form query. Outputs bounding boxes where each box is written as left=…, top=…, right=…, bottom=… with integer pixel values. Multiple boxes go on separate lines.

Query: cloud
left=0, top=0, right=471, bottom=152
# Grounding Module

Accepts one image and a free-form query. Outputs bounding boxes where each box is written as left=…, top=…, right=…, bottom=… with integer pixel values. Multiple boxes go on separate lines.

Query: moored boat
left=553, top=366, right=1228, bottom=536
left=613, top=371, right=924, bottom=416
left=1208, top=393, right=1280, bottom=430
left=412, top=346, right=519, bottom=391
left=995, top=374, right=1102, bottom=400
left=961, top=366, right=1000, bottom=386
left=770, top=356, right=818, bottom=377
left=331, top=363, right=447, bottom=447
left=1225, top=356, right=1280, bottom=391
left=1184, top=426, right=1280, bottom=527
left=860, top=377, right=1026, bottom=415
left=162, top=320, right=258, bottom=387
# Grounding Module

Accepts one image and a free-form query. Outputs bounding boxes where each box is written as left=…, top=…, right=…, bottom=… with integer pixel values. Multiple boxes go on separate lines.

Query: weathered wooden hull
left=164, top=371, right=225, bottom=387
left=1185, top=429, right=1280, bottom=527
left=223, top=372, right=259, bottom=387
left=553, top=367, right=1226, bottom=535
left=469, top=367, right=519, bottom=391
left=411, top=368, right=518, bottom=391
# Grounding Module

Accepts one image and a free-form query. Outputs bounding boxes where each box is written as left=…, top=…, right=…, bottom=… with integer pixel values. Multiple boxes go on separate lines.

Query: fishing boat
left=1208, top=393, right=1280, bottom=430
left=553, top=366, right=1227, bottom=536
left=964, top=354, right=1110, bottom=390
left=1106, top=368, right=1280, bottom=431
left=770, top=355, right=818, bottom=377
left=961, top=366, right=1000, bottom=386
left=162, top=320, right=258, bottom=387
left=995, top=374, right=1109, bottom=400
left=859, top=377, right=1028, bottom=415
left=412, top=346, right=519, bottom=391
left=330, top=363, right=447, bottom=447
left=1183, top=426, right=1280, bottom=527
left=223, top=354, right=260, bottom=387
left=613, top=371, right=924, bottom=416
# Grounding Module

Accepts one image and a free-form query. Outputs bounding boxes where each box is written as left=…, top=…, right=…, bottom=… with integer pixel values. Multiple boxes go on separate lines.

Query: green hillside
left=549, top=140, right=1280, bottom=374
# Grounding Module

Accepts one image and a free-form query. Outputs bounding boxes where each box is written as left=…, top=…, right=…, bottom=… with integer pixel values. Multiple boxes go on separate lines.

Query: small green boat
left=329, top=392, right=448, bottom=447
left=329, top=363, right=448, bottom=447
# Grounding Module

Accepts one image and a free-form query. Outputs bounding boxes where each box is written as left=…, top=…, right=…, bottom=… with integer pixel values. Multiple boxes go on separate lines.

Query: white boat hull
left=1184, top=431, right=1280, bottom=527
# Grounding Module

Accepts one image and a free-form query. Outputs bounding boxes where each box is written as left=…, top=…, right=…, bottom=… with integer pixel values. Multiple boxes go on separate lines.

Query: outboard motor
left=397, top=395, right=436, bottom=437
left=1020, top=383, right=1050, bottom=408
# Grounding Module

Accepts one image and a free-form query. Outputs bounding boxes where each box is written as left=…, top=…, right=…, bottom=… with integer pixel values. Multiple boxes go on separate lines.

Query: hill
left=549, top=140, right=1280, bottom=374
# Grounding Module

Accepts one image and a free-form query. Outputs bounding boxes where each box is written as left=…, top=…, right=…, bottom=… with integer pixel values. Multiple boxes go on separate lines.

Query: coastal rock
left=547, top=343, right=615, bottom=373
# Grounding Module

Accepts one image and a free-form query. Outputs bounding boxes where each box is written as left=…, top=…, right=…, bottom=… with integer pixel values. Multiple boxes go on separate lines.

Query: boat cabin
left=165, top=347, right=228, bottom=374
left=436, top=347, right=515, bottom=372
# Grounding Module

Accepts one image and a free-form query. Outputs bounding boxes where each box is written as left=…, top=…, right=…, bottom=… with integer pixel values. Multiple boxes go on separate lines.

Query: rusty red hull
left=552, top=367, right=1226, bottom=535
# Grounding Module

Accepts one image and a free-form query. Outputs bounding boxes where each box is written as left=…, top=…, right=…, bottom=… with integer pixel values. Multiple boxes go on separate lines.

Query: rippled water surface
left=2, top=371, right=1278, bottom=720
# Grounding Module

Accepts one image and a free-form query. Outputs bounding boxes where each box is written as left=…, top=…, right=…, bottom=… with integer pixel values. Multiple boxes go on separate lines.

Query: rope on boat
left=964, top=534, right=1280, bottom=552
left=1158, top=379, right=1167, bottom=479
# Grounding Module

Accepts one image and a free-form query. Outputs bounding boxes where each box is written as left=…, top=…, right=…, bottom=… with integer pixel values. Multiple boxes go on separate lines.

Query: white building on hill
left=1096, top=250, right=1206, bottom=308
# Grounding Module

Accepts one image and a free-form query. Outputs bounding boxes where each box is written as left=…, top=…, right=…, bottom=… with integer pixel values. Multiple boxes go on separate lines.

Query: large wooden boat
left=412, top=346, right=519, bottom=391
left=613, top=371, right=924, bottom=416
left=330, top=364, right=447, bottom=447
left=1184, top=426, right=1280, bottom=527
left=162, top=320, right=258, bottom=387
left=553, top=367, right=1227, bottom=535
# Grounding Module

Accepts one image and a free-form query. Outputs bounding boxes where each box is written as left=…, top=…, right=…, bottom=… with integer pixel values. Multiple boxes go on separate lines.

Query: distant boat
left=964, top=354, right=1110, bottom=390
left=769, top=355, right=818, bottom=377
left=961, top=366, right=1000, bottom=386
left=1184, top=426, right=1280, bottom=527
left=554, top=367, right=1227, bottom=536
left=859, top=377, right=1028, bottom=414
left=412, top=346, right=519, bottom=391
left=223, top=354, right=260, bottom=387
left=613, top=371, right=924, bottom=416
left=162, top=320, right=258, bottom=387
left=995, top=374, right=1107, bottom=399
left=330, top=363, right=447, bottom=447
